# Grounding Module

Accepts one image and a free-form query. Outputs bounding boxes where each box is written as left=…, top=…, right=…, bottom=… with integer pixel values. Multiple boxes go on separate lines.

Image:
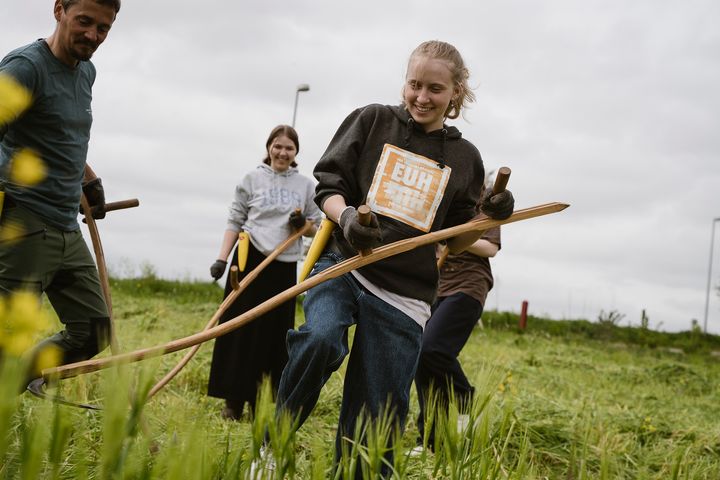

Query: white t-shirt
left=351, top=270, right=431, bottom=329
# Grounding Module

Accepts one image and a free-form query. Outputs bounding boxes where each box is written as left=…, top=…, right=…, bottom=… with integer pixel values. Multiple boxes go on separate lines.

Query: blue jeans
left=276, top=251, right=423, bottom=461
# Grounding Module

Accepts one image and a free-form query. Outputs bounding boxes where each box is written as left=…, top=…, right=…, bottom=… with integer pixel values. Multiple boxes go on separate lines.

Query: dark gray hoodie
left=314, top=104, right=485, bottom=304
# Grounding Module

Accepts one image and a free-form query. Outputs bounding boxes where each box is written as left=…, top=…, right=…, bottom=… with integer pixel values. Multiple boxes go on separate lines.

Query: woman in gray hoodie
left=207, top=125, right=321, bottom=420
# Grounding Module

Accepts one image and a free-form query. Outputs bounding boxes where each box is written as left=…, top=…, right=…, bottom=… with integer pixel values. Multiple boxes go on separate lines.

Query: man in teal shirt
left=0, top=0, right=121, bottom=381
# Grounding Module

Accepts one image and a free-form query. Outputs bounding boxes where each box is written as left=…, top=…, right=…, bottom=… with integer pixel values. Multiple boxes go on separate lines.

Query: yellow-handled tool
left=298, top=217, right=335, bottom=282
left=237, top=231, right=250, bottom=272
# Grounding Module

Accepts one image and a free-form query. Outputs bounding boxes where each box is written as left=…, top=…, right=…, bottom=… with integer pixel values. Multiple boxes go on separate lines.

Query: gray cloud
left=2, top=0, right=719, bottom=332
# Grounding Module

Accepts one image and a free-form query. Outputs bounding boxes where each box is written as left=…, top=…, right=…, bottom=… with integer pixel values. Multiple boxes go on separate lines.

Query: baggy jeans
left=276, top=251, right=423, bottom=462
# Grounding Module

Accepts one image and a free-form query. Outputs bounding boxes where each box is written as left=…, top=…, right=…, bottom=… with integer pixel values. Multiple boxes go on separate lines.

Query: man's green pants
left=0, top=198, right=110, bottom=377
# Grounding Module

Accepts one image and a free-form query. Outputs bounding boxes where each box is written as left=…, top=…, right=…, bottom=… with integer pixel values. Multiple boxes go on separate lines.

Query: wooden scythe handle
left=80, top=197, right=139, bottom=354
left=356, top=205, right=373, bottom=256
left=104, top=198, right=140, bottom=213
left=493, top=167, right=511, bottom=194
left=145, top=221, right=312, bottom=398
left=81, top=194, right=119, bottom=355
left=229, top=266, right=240, bottom=290
left=436, top=245, right=449, bottom=270
left=45, top=202, right=568, bottom=381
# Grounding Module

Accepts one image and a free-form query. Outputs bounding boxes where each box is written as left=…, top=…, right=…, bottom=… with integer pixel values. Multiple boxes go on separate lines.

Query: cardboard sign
left=366, top=144, right=450, bottom=232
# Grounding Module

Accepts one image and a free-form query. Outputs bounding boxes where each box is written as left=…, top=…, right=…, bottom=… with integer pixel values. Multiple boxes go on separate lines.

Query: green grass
left=2, top=276, right=720, bottom=479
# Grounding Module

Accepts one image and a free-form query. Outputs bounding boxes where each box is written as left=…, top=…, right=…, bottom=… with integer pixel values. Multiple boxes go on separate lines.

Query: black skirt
left=207, top=241, right=296, bottom=407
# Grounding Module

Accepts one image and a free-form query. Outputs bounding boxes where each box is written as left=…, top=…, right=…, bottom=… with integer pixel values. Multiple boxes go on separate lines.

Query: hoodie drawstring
left=438, top=128, right=447, bottom=169
left=404, top=117, right=448, bottom=169
left=404, top=117, right=414, bottom=149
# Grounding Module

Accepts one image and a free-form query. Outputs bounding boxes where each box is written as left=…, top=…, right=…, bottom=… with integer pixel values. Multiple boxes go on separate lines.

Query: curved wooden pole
left=45, top=202, right=569, bottom=380
left=436, top=245, right=449, bottom=270
left=81, top=194, right=120, bottom=355
left=145, top=221, right=312, bottom=398
left=80, top=196, right=139, bottom=354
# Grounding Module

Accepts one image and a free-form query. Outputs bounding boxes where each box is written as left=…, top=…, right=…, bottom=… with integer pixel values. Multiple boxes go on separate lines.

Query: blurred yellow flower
left=0, top=219, right=26, bottom=244
left=35, top=344, right=62, bottom=371
left=0, top=73, right=32, bottom=126
left=10, top=148, right=46, bottom=186
left=0, top=291, right=51, bottom=357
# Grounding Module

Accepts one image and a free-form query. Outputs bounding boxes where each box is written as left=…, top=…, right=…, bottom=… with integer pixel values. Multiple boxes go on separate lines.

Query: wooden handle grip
left=492, top=167, right=511, bottom=194
left=230, top=265, right=239, bottom=290
left=104, top=198, right=140, bottom=212
left=357, top=205, right=373, bottom=256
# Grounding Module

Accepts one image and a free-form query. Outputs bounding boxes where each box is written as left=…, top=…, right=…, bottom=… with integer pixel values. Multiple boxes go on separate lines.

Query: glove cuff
left=83, top=177, right=102, bottom=189
left=338, top=206, right=355, bottom=228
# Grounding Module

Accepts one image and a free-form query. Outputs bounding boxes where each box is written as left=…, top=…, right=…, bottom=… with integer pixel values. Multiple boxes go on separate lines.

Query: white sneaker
left=408, top=445, right=426, bottom=458
left=457, top=414, right=470, bottom=434
left=247, top=446, right=276, bottom=479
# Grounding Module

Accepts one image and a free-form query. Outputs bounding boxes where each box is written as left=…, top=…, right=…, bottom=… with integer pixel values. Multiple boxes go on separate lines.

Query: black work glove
left=81, top=177, right=106, bottom=220
left=289, top=210, right=306, bottom=229
left=338, top=206, right=382, bottom=251
left=480, top=188, right=514, bottom=220
left=210, top=260, right=227, bottom=280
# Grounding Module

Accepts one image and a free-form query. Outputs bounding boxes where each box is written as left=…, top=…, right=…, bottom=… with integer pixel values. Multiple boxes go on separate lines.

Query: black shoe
left=221, top=399, right=243, bottom=420
left=26, top=377, right=45, bottom=394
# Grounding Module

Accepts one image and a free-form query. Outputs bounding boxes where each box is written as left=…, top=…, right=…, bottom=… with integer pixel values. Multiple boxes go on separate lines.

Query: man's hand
left=338, top=206, right=382, bottom=251
left=480, top=188, right=514, bottom=220
left=81, top=177, right=106, bottom=220
left=289, top=210, right=306, bottom=230
left=210, top=260, right=227, bottom=280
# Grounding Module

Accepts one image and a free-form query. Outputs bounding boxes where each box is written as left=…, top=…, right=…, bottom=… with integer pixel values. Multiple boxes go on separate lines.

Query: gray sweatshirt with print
left=227, top=164, right=321, bottom=262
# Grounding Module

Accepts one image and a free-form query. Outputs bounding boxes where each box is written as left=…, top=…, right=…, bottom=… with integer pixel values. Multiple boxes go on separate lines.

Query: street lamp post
left=292, top=83, right=310, bottom=128
left=703, top=217, right=720, bottom=333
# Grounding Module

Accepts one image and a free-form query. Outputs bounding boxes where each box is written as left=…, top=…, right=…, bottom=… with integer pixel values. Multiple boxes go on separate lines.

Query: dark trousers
left=207, top=242, right=296, bottom=413
left=414, top=292, right=483, bottom=445
left=0, top=199, right=110, bottom=378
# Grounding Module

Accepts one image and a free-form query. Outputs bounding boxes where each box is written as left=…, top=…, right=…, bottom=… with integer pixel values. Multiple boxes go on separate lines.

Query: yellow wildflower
left=35, top=344, right=62, bottom=371
left=0, top=219, right=26, bottom=244
left=0, top=291, right=51, bottom=357
left=0, top=73, right=33, bottom=126
left=10, top=148, right=46, bottom=186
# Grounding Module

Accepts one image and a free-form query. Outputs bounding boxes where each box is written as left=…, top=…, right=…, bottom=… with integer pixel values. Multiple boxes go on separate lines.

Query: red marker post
left=519, top=300, right=529, bottom=330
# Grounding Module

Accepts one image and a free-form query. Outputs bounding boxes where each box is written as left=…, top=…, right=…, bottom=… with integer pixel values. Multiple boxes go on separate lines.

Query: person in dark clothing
left=271, top=40, right=515, bottom=475
left=0, top=0, right=121, bottom=381
left=414, top=198, right=501, bottom=451
left=207, top=125, right=320, bottom=419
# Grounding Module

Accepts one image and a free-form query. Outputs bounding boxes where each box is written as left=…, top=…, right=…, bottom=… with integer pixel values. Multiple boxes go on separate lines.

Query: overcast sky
left=2, top=0, right=719, bottom=333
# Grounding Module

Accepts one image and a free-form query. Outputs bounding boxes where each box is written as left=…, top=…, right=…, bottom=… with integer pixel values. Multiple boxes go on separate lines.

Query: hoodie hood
left=258, top=162, right=299, bottom=177
left=389, top=104, right=462, bottom=168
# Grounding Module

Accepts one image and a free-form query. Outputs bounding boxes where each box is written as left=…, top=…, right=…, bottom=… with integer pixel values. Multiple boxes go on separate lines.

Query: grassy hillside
left=2, top=276, right=719, bottom=479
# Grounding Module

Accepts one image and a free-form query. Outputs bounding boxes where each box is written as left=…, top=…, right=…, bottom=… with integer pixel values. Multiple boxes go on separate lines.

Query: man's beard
left=70, top=42, right=97, bottom=62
